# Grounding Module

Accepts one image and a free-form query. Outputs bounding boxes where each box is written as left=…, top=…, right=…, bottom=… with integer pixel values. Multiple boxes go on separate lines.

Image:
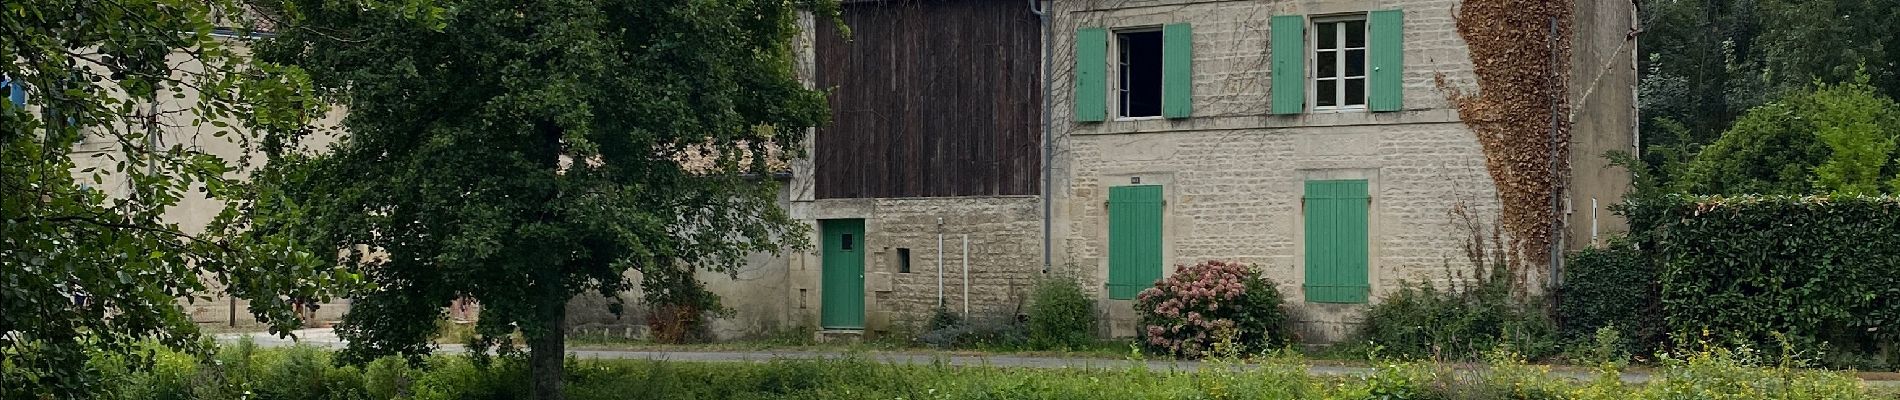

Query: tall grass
left=83, top=341, right=1883, bottom=399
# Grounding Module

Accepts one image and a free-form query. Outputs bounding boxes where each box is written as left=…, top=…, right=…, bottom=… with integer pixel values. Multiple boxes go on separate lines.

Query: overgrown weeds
left=83, top=342, right=1885, bottom=399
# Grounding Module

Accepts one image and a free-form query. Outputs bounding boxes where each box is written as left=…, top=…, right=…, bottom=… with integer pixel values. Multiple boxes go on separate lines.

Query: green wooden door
left=1107, top=185, right=1165, bottom=299
left=820, top=219, right=866, bottom=329
left=1303, top=180, right=1370, bottom=303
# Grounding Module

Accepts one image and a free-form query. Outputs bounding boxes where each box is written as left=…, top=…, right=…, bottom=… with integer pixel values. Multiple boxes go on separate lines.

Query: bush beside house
left=1133, top=260, right=1290, bottom=357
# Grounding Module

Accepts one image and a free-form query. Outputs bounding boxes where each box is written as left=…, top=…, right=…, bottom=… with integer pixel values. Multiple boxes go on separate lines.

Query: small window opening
left=1313, top=18, right=1367, bottom=109
left=841, top=233, right=854, bottom=251
left=1117, top=30, right=1164, bottom=118
left=897, top=248, right=912, bottom=273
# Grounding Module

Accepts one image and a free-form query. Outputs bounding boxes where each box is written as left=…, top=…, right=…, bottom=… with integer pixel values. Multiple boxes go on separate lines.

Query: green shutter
left=1368, top=10, right=1404, bottom=112
left=1108, top=185, right=1164, bottom=300
left=1303, top=180, right=1369, bottom=303
left=1075, top=28, right=1108, bottom=122
left=1270, top=15, right=1306, bottom=115
left=1162, top=23, right=1193, bottom=119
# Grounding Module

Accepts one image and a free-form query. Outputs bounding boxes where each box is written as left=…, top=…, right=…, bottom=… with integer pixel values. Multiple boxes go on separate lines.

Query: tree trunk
left=530, top=294, right=567, bottom=400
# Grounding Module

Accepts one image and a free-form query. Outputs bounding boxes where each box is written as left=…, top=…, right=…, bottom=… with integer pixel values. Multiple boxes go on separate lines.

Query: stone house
left=1042, top=0, right=1637, bottom=341
left=771, top=0, right=1638, bottom=342
left=83, top=0, right=1636, bottom=343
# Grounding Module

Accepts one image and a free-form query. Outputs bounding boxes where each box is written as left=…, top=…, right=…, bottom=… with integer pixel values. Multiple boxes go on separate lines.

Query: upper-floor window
left=1073, top=23, right=1193, bottom=122
left=1117, top=29, right=1165, bottom=118
left=1312, top=17, right=1367, bottom=110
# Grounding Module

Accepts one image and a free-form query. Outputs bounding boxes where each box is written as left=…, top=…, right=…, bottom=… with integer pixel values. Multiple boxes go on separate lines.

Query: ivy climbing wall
left=1442, top=0, right=1576, bottom=293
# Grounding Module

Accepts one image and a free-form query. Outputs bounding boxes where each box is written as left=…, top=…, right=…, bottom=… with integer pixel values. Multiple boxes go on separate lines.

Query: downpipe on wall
left=937, top=217, right=945, bottom=308
left=1032, top=0, right=1053, bottom=274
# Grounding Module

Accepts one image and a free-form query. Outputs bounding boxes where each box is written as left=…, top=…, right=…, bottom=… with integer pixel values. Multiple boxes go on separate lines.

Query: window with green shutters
left=1107, top=185, right=1164, bottom=300
left=1270, top=11, right=1403, bottom=114
left=1076, top=24, right=1193, bottom=121
left=1303, top=180, right=1370, bottom=303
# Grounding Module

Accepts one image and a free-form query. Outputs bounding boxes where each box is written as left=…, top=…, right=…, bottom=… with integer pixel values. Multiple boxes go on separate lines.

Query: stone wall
left=564, top=183, right=796, bottom=341
left=1047, top=0, right=1508, bottom=342
left=785, top=196, right=1045, bottom=335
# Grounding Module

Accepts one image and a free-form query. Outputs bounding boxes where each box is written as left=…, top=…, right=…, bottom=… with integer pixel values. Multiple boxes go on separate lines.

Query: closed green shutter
left=1270, top=15, right=1306, bottom=115
left=1075, top=28, right=1108, bottom=122
left=1368, top=10, right=1404, bottom=112
left=1162, top=23, right=1193, bottom=119
left=1108, top=185, right=1164, bottom=300
left=1303, top=180, right=1370, bottom=303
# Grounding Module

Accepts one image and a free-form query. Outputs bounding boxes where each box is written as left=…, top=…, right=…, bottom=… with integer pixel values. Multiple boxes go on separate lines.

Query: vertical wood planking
left=814, top=0, right=1042, bottom=199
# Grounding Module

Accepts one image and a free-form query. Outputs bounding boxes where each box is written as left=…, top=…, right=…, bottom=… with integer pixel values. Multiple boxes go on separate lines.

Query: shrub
left=1675, top=75, right=1900, bottom=196
left=1637, top=345, right=1876, bottom=399
left=915, top=306, right=1027, bottom=350
left=1026, top=275, right=1097, bottom=350
left=1356, top=271, right=1559, bottom=361
left=1633, top=195, right=1899, bottom=368
left=1557, top=238, right=1662, bottom=356
left=363, top=356, right=413, bottom=399
left=1134, top=260, right=1290, bottom=357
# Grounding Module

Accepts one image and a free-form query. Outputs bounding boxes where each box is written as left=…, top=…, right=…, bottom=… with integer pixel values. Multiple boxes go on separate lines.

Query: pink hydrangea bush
left=1134, top=260, right=1290, bottom=357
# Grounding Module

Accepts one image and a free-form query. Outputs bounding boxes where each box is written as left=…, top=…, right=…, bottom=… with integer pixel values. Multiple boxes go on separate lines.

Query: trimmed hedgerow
left=1134, top=260, right=1290, bottom=357
left=1635, top=194, right=1900, bottom=368
left=1556, top=238, right=1662, bottom=357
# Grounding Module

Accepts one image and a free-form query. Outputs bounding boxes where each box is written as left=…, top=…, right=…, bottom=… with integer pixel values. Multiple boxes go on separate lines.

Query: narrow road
left=219, top=328, right=1895, bottom=388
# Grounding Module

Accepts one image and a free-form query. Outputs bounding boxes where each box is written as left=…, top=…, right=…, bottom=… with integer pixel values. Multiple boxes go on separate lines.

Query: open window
left=1117, top=29, right=1164, bottom=118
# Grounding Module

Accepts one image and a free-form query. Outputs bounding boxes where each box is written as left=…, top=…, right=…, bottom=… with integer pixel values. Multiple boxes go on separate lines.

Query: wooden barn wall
left=813, top=0, right=1043, bottom=199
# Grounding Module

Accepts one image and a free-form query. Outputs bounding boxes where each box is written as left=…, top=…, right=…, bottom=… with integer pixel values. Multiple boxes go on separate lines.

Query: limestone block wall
left=1047, top=0, right=1506, bottom=342
left=564, top=183, right=796, bottom=341
left=786, top=196, right=1045, bottom=335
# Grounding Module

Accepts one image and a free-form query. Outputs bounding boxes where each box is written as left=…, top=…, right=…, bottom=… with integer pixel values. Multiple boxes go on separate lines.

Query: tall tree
left=1636, top=0, right=1900, bottom=184
left=260, top=1, right=836, bottom=398
left=1, top=0, right=338, bottom=398
left=1675, top=76, right=1900, bottom=195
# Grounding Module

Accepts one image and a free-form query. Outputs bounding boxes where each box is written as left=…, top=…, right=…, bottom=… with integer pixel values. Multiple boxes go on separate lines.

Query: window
left=1312, top=18, right=1367, bottom=110
left=896, top=248, right=912, bottom=273
left=841, top=233, right=854, bottom=251
left=1117, top=30, right=1164, bottom=118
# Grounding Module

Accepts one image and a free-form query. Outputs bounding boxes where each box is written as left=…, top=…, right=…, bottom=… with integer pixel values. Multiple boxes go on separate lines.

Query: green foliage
left=1, top=0, right=345, bottom=397
left=1638, top=0, right=1900, bottom=186
left=1677, top=77, right=1900, bottom=195
left=1026, top=275, right=1098, bottom=351
left=1808, top=76, right=1900, bottom=195
left=1134, top=260, right=1290, bottom=357
left=1556, top=238, right=1662, bottom=356
left=1355, top=269, right=1559, bottom=361
left=915, top=307, right=1027, bottom=350
left=1635, top=195, right=1900, bottom=368
left=87, top=342, right=384, bottom=400
left=83, top=344, right=1892, bottom=400
left=258, top=0, right=841, bottom=396
left=1638, top=345, right=1877, bottom=399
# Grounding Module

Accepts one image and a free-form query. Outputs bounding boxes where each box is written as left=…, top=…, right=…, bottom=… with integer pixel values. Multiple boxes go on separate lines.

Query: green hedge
left=1557, top=239, right=1661, bottom=355
left=1634, top=195, right=1899, bottom=365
